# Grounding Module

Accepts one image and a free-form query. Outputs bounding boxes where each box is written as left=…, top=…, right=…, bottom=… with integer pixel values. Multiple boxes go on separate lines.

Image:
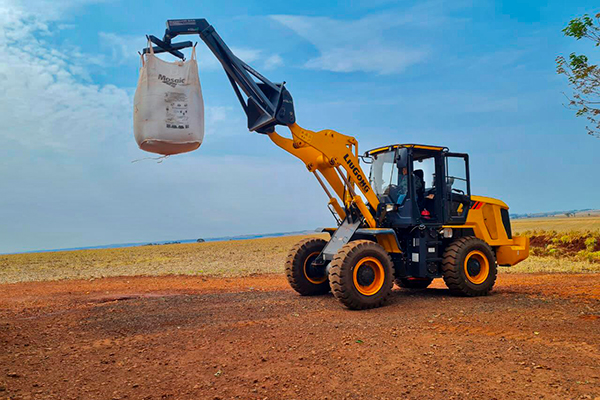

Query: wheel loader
left=143, top=19, right=530, bottom=310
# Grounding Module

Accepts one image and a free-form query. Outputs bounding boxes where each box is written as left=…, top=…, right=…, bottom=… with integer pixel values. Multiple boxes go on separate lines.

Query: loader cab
left=366, top=144, right=471, bottom=227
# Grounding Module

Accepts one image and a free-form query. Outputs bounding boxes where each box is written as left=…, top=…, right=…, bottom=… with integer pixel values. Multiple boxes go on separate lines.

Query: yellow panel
left=375, top=233, right=402, bottom=253
left=446, top=197, right=529, bottom=266
left=446, top=198, right=512, bottom=247
left=496, top=236, right=529, bottom=266
left=471, top=195, right=508, bottom=209
left=482, top=204, right=499, bottom=240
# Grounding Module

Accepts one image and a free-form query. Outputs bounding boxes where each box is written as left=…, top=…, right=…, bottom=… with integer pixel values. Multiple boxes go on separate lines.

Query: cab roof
left=365, top=144, right=448, bottom=156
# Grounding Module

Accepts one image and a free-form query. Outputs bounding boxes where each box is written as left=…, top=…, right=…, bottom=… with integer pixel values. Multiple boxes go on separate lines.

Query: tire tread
left=442, top=236, right=497, bottom=296
left=285, top=238, right=329, bottom=296
left=329, top=240, right=394, bottom=310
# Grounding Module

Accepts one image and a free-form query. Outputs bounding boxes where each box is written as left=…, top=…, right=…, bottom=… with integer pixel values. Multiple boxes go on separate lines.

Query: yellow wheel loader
left=144, top=19, right=529, bottom=310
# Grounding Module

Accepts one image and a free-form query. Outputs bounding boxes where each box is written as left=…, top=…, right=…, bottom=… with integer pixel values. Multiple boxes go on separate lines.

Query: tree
left=556, top=13, right=600, bottom=138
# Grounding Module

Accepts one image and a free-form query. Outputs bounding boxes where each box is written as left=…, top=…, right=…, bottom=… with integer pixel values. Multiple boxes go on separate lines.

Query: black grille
left=501, top=209, right=512, bottom=239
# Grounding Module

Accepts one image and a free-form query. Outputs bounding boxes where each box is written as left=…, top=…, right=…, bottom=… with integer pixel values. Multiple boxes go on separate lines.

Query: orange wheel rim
left=303, top=251, right=327, bottom=284
left=464, top=250, right=489, bottom=285
left=353, top=257, right=385, bottom=296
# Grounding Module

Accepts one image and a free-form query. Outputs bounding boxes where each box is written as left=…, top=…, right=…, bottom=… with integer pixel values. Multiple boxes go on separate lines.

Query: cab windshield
left=369, top=148, right=408, bottom=204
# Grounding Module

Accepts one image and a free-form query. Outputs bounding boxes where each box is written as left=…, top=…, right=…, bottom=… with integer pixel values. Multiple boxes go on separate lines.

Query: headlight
left=441, top=228, right=453, bottom=238
left=385, top=204, right=395, bottom=212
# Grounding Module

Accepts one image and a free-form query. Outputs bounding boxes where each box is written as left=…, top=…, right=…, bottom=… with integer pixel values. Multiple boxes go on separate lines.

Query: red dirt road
left=1, top=273, right=599, bottom=400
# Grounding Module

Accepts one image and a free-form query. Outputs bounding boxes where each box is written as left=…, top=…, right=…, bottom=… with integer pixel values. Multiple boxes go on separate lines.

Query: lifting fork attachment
left=143, top=19, right=380, bottom=232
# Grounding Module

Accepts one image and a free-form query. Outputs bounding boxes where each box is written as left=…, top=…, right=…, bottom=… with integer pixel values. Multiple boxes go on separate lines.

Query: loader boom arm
left=143, top=19, right=380, bottom=227
left=268, top=125, right=379, bottom=227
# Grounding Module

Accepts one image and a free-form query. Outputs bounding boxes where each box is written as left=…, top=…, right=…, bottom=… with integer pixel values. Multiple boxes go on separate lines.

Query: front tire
left=442, top=236, right=497, bottom=296
left=329, top=240, right=394, bottom=310
left=285, top=238, right=330, bottom=296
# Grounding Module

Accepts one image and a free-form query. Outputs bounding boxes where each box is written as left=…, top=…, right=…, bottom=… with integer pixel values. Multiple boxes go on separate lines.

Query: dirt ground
left=1, top=274, right=599, bottom=400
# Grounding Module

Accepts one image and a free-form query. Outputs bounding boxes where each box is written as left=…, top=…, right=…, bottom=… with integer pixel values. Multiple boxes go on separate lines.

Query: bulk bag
left=133, top=45, right=204, bottom=155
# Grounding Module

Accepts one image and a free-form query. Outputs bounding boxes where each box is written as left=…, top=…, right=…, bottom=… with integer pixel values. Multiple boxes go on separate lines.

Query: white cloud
left=0, top=2, right=329, bottom=253
left=57, top=23, right=76, bottom=30
left=264, top=54, right=284, bottom=70
left=97, top=30, right=284, bottom=73
left=197, top=46, right=262, bottom=71
left=270, top=13, right=428, bottom=74
left=3, top=0, right=111, bottom=22
left=0, top=3, right=131, bottom=152
left=206, top=106, right=230, bottom=124
left=197, top=46, right=284, bottom=72
left=98, top=32, right=147, bottom=65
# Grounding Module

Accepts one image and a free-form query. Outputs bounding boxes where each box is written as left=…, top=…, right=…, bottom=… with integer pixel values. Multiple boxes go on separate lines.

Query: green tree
left=556, top=13, right=600, bottom=138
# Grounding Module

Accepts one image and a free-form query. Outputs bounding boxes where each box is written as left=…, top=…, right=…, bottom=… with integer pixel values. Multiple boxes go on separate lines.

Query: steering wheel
left=452, top=188, right=465, bottom=195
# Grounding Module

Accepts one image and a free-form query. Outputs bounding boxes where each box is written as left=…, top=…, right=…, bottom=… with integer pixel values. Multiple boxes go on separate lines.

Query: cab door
left=444, top=153, right=470, bottom=224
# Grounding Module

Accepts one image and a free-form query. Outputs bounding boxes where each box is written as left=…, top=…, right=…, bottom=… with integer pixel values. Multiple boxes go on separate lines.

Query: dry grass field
left=512, top=214, right=600, bottom=233
left=2, top=216, right=600, bottom=284
left=0, top=234, right=327, bottom=284
left=508, top=215, right=600, bottom=271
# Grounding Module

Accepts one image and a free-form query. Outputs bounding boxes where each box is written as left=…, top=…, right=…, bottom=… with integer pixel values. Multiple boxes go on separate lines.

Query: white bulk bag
left=133, top=45, right=204, bottom=155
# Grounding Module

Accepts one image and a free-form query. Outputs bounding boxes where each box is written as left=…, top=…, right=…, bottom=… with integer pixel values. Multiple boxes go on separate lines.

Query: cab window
left=446, top=156, right=468, bottom=195
left=368, top=148, right=408, bottom=204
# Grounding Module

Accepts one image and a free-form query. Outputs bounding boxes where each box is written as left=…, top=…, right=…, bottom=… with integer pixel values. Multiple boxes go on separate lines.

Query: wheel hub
left=466, top=258, right=481, bottom=277
left=352, top=257, right=385, bottom=296
left=463, top=250, right=490, bottom=285
left=356, top=265, right=375, bottom=286
left=303, top=252, right=327, bottom=284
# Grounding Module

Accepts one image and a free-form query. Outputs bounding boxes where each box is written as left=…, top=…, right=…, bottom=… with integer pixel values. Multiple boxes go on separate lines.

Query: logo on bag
left=158, top=74, right=185, bottom=88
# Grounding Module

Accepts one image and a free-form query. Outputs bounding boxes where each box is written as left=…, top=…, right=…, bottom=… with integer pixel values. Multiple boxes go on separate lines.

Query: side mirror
left=396, top=153, right=404, bottom=168
left=396, top=148, right=408, bottom=169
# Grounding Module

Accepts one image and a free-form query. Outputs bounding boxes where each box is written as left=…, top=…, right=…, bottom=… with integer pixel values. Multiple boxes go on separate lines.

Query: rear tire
left=396, top=278, right=433, bottom=289
left=285, top=238, right=330, bottom=296
left=442, top=236, right=497, bottom=296
left=329, top=240, right=394, bottom=310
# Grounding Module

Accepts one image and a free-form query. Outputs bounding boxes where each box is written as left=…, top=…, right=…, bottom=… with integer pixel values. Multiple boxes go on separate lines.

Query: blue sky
left=0, top=0, right=599, bottom=253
